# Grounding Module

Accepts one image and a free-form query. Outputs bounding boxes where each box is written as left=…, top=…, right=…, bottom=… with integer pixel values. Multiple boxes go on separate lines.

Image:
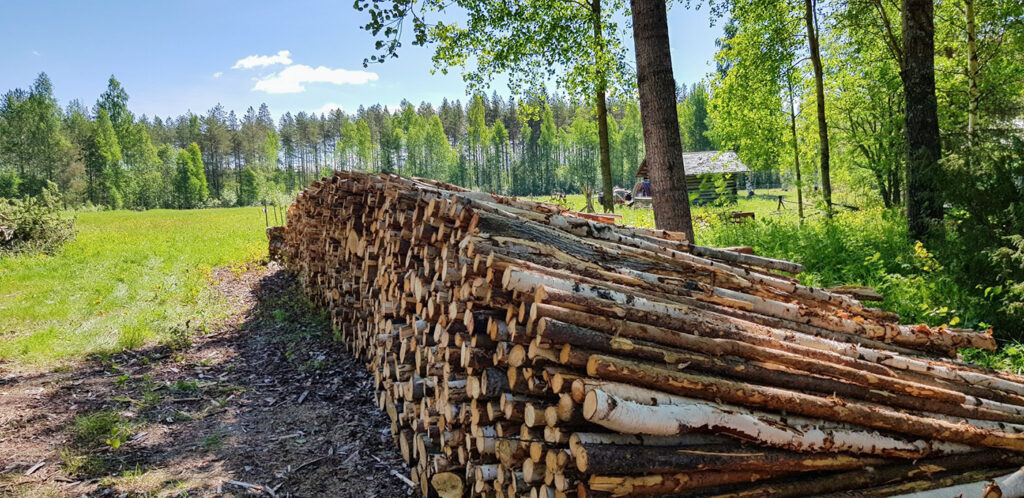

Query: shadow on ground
left=0, top=263, right=411, bottom=497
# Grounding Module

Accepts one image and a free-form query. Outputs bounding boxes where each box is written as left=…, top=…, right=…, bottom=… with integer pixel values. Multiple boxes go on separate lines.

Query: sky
left=0, top=0, right=724, bottom=121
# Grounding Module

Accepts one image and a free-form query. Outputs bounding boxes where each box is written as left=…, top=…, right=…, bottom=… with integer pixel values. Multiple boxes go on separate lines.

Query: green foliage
left=85, top=109, right=124, bottom=207
left=0, top=73, right=68, bottom=192
left=939, top=140, right=1024, bottom=337
left=698, top=206, right=1018, bottom=337
left=173, top=143, right=209, bottom=209
left=238, top=166, right=260, bottom=206
left=0, top=181, right=76, bottom=255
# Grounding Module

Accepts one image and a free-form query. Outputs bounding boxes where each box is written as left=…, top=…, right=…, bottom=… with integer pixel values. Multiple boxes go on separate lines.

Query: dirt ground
left=0, top=263, right=412, bottom=497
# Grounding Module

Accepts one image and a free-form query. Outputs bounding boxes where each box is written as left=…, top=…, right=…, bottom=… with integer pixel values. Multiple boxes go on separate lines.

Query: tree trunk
left=965, top=0, right=980, bottom=148
left=582, top=388, right=971, bottom=459
left=586, top=354, right=1024, bottom=452
left=592, top=0, right=615, bottom=213
left=575, top=441, right=882, bottom=475
left=587, top=470, right=787, bottom=495
left=786, top=76, right=805, bottom=222
left=902, top=0, right=944, bottom=240
left=803, top=0, right=833, bottom=217
left=630, top=0, right=695, bottom=242
left=875, top=170, right=892, bottom=208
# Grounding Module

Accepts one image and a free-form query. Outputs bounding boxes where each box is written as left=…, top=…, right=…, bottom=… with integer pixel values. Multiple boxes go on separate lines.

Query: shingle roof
left=636, top=150, right=749, bottom=178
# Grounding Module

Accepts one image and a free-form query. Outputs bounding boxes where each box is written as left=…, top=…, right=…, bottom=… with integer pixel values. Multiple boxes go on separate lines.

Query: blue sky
left=1, top=0, right=723, bottom=121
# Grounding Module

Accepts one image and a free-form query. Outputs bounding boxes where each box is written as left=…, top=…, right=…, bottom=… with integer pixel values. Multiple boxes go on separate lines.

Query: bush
left=0, top=170, right=20, bottom=198
left=698, top=207, right=996, bottom=334
left=0, top=181, right=77, bottom=255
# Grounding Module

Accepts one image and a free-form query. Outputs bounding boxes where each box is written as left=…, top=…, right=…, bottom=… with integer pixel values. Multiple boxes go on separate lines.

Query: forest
left=0, top=73, right=718, bottom=208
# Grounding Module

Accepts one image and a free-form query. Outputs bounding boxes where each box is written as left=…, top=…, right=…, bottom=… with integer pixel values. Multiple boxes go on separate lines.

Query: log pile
left=279, top=171, right=1024, bottom=497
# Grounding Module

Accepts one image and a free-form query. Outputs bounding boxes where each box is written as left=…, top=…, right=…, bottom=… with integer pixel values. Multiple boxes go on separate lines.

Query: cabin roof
left=636, top=151, right=750, bottom=178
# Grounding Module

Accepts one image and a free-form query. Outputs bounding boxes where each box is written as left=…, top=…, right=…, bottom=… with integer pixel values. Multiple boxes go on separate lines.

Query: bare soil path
left=0, top=263, right=410, bottom=497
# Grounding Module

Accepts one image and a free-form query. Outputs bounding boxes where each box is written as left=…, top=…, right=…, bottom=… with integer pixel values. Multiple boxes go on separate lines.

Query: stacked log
left=279, top=171, right=1024, bottom=497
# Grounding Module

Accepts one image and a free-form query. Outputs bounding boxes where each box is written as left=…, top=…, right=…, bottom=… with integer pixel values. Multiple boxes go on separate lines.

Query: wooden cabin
left=635, top=150, right=749, bottom=205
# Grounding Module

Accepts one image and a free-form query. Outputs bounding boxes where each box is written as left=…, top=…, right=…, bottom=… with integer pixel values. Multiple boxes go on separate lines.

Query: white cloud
left=31, top=50, right=40, bottom=56
left=252, top=64, right=379, bottom=93
left=314, top=102, right=344, bottom=115
left=212, top=71, right=223, bottom=79
left=233, top=50, right=293, bottom=69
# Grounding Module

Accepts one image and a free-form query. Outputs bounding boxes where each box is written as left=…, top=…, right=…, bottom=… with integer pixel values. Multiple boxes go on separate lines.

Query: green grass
left=0, top=207, right=268, bottom=366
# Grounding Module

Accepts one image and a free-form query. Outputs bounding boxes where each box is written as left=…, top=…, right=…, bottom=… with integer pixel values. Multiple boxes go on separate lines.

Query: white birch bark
left=583, top=388, right=973, bottom=458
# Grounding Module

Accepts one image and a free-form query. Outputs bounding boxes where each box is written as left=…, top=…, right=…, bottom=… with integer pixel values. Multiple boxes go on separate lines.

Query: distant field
left=0, top=207, right=268, bottom=366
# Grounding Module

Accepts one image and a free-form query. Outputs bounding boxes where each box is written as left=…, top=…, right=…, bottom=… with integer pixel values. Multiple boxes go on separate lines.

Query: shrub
left=0, top=181, right=76, bottom=255
left=698, top=207, right=998, bottom=334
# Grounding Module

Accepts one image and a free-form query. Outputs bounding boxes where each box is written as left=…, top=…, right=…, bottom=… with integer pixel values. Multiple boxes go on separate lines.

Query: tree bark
left=582, top=387, right=971, bottom=459
left=630, top=0, right=695, bottom=241
left=803, top=0, right=833, bottom=216
left=902, top=0, right=944, bottom=240
left=587, top=470, right=787, bottom=495
left=538, top=317, right=1024, bottom=423
left=586, top=354, right=1024, bottom=451
left=725, top=451, right=1024, bottom=497
left=576, top=443, right=884, bottom=475
left=965, top=0, right=980, bottom=148
left=592, top=0, right=615, bottom=213
left=787, top=76, right=805, bottom=222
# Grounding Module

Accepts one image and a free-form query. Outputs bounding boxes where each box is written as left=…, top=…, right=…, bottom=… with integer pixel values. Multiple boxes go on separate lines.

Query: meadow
left=0, top=207, right=268, bottom=366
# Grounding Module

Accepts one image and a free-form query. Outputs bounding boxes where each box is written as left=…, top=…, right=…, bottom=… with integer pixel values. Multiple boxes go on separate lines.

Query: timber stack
left=280, top=171, right=1024, bottom=497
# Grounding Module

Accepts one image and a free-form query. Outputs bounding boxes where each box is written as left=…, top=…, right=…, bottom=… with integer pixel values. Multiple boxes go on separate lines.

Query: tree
left=238, top=166, right=260, bottom=206
left=0, top=73, right=68, bottom=193
left=539, top=105, right=558, bottom=194
left=466, top=95, right=490, bottom=188
left=356, top=0, right=632, bottom=212
left=85, top=109, right=123, bottom=207
left=902, top=0, right=944, bottom=240
left=173, top=142, right=208, bottom=209
left=677, top=83, right=713, bottom=152
left=95, top=76, right=131, bottom=135
left=803, top=0, right=833, bottom=216
left=630, top=0, right=695, bottom=241
left=708, top=0, right=797, bottom=181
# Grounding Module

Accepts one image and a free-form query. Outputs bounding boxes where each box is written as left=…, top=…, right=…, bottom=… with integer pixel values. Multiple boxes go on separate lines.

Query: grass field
left=0, top=207, right=268, bottom=366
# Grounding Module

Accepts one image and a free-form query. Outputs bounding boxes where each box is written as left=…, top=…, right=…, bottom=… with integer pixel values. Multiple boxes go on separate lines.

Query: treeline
left=0, top=74, right=722, bottom=208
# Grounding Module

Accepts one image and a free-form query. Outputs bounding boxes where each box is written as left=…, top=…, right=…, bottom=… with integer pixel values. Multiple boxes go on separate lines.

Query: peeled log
left=587, top=354, right=1024, bottom=451
left=582, top=388, right=969, bottom=459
